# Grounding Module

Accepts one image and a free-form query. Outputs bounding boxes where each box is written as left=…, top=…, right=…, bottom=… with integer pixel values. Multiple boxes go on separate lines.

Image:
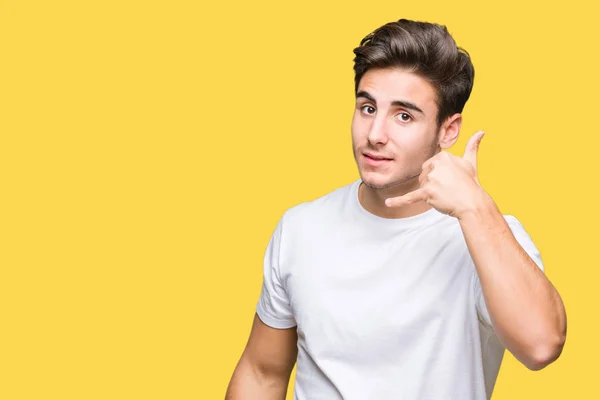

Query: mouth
left=362, top=152, right=393, bottom=167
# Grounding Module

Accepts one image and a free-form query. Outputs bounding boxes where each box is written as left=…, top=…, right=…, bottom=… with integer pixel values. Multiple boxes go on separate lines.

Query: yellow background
left=1, top=0, right=597, bottom=398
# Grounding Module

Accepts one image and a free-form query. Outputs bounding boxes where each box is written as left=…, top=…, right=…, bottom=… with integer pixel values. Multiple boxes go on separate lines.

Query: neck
left=358, top=178, right=432, bottom=219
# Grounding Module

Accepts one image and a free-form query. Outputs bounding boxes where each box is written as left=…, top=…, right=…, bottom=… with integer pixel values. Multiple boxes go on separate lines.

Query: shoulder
left=502, top=214, right=534, bottom=241
left=503, top=214, right=523, bottom=227
left=281, top=180, right=356, bottom=227
left=502, top=214, right=544, bottom=270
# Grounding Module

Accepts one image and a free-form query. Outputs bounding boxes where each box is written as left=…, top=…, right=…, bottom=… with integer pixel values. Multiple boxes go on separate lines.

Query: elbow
left=522, top=304, right=568, bottom=371
left=524, top=333, right=566, bottom=371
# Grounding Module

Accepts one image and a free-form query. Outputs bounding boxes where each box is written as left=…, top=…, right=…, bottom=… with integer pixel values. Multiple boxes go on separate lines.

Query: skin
left=225, top=314, right=297, bottom=399
left=351, top=67, right=462, bottom=219
left=226, top=66, right=567, bottom=398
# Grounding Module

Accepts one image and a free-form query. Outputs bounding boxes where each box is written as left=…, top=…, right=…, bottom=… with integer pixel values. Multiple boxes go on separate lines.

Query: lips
left=362, top=152, right=393, bottom=167
left=363, top=152, right=393, bottom=161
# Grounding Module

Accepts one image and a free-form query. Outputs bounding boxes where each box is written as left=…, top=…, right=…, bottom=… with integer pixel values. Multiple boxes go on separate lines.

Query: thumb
left=462, top=130, right=485, bottom=167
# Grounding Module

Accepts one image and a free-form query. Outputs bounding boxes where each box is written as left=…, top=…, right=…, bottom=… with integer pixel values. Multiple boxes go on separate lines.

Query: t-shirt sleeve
left=256, top=215, right=297, bottom=329
left=474, top=215, right=545, bottom=328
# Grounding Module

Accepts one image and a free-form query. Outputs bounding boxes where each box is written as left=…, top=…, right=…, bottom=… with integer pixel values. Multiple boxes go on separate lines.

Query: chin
left=359, top=171, right=396, bottom=190
left=360, top=169, right=418, bottom=191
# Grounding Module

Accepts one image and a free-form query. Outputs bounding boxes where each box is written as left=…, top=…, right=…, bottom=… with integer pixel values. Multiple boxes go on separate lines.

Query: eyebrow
left=356, top=90, right=424, bottom=114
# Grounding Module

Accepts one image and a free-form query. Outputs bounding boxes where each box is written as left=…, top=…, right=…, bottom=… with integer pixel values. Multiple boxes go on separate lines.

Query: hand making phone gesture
left=385, top=131, right=487, bottom=219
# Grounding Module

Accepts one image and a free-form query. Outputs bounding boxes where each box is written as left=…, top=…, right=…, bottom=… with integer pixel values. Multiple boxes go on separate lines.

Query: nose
left=367, top=116, right=389, bottom=146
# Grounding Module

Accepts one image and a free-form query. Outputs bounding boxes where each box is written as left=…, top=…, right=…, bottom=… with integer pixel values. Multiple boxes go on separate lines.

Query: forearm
left=458, top=192, right=566, bottom=370
left=225, top=357, right=290, bottom=400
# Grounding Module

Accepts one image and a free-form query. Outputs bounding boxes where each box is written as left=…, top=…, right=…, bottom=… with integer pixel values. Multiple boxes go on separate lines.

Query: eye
left=397, top=112, right=412, bottom=122
left=360, top=105, right=376, bottom=115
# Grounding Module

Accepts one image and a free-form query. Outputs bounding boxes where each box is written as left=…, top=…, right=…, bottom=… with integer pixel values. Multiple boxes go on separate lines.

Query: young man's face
left=351, top=67, right=442, bottom=191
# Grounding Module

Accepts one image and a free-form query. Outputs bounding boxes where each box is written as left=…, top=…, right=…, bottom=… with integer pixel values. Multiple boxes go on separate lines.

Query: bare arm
left=225, top=313, right=298, bottom=399
left=459, top=193, right=567, bottom=370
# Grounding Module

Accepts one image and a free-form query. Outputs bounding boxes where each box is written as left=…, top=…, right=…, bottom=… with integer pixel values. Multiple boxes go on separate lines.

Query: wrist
left=456, top=189, right=496, bottom=222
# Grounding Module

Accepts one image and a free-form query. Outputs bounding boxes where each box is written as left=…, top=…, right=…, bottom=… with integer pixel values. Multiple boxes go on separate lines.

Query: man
left=225, top=19, right=567, bottom=400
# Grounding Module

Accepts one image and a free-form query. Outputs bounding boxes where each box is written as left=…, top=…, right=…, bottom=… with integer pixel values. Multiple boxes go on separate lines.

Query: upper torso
left=256, top=179, right=539, bottom=399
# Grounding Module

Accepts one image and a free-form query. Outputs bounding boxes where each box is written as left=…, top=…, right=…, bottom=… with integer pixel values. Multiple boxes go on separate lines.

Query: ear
left=438, top=113, right=462, bottom=149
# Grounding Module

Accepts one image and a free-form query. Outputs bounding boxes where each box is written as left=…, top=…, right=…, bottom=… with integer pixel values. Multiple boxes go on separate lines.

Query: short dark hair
left=352, top=19, right=475, bottom=127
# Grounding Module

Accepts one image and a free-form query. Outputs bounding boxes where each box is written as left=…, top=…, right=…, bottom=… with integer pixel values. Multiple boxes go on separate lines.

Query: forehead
left=357, top=68, right=438, bottom=111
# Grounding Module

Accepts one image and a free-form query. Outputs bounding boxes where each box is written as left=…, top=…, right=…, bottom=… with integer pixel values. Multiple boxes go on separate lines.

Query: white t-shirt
left=256, top=179, right=544, bottom=400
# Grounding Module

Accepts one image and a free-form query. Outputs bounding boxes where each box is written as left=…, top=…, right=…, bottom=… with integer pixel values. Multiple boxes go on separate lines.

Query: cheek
left=391, top=124, right=431, bottom=149
left=389, top=128, right=436, bottom=164
left=351, top=112, right=369, bottom=139
left=388, top=129, right=420, bottom=151
left=350, top=115, right=359, bottom=140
